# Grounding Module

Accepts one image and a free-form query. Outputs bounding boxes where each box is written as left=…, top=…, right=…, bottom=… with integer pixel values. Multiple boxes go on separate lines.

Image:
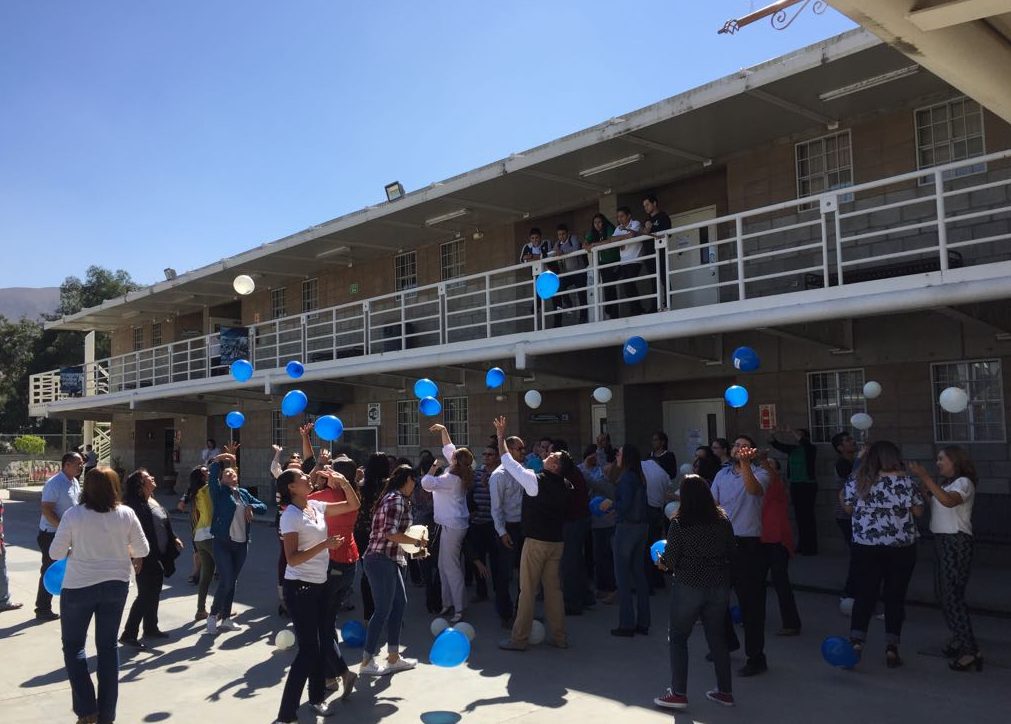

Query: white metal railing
left=29, top=150, right=1011, bottom=407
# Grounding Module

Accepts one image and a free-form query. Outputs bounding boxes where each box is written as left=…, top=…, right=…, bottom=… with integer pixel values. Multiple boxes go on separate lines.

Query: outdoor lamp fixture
left=385, top=181, right=405, bottom=202
left=818, top=65, right=920, bottom=102
left=578, top=153, right=644, bottom=178
left=425, top=208, right=469, bottom=226
left=472, top=227, right=485, bottom=241
left=163, top=268, right=177, bottom=280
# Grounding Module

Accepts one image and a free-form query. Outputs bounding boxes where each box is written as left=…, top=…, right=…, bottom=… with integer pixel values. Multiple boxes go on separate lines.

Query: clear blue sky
left=0, top=1, right=856, bottom=288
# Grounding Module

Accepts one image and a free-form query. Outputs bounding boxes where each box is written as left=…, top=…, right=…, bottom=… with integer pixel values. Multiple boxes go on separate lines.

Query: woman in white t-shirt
left=908, top=446, right=980, bottom=672
left=272, top=468, right=350, bottom=724
left=421, top=423, right=474, bottom=624
left=50, top=467, right=149, bottom=724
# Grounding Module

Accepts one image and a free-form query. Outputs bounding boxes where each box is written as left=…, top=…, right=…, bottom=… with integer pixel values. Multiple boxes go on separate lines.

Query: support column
left=83, top=331, right=96, bottom=448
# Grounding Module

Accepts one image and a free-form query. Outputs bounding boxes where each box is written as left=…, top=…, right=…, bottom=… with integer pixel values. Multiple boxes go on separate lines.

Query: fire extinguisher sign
left=759, top=404, right=777, bottom=431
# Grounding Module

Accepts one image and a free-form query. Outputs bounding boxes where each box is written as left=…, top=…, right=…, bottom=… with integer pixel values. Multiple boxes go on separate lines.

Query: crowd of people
left=0, top=416, right=983, bottom=722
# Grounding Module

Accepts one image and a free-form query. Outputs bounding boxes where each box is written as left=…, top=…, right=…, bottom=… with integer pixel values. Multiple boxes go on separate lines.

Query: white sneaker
left=359, top=658, right=385, bottom=676
left=205, top=616, right=218, bottom=635
left=308, top=701, right=336, bottom=717
left=839, top=597, right=854, bottom=616
left=219, top=618, right=242, bottom=632
left=385, top=657, right=417, bottom=674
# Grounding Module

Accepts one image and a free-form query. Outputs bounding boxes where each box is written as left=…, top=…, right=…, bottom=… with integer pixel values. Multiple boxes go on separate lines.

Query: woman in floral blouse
left=843, top=441, right=924, bottom=668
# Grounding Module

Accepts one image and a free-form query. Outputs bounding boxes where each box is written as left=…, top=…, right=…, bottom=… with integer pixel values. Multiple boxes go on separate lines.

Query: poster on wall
left=759, top=403, right=777, bottom=431
left=218, top=327, right=250, bottom=366
left=60, top=366, right=84, bottom=396
left=367, top=403, right=381, bottom=426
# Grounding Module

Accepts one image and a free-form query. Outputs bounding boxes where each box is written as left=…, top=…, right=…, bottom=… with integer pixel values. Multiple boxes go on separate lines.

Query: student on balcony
left=611, top=207, right=646, bottom=317
left=549, top=224, right=588, bottom=326
left=642, top=195, right=671, bottom=312
left=519, top=228, right=549, bottom=263
left=582, top=213, right=618, bottom=320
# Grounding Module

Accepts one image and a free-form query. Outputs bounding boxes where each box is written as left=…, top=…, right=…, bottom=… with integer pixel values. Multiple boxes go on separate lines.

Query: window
left=302, top=278, right=319, bottom=313
left=931, top=359, right=1005, bottom=442
left=807, top=369, right=866, bottom=443
left=397, top=400, right=419, bottom=447
left=271, top=410, right=286, bottom=448
left=916, top=97, right=985, bottom=179
left=440, top=239, right=465, bottom=280
left=796, top=130, right=853, bottom=203
left=151, top=323, right=162, bottom=347
left=270, top=288, right=287, bottom=320
left=394, top=251, right=417, bottom=292
left=443, top=396, right=469, bottom=446
left=132, top=327, right=144, bottom=351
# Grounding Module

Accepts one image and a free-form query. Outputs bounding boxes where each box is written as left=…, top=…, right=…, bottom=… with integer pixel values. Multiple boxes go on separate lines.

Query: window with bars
left=931, top=359, right=1005, bottom=442
left=397, top=400, right=419, bottom=447
left=302, top=278, right=319, bottom=313
left=151, top=323, right=162, bottom=347
left=916, top=97, right=985, bottom=180
left=443, top=397, right=469, bottom=446
left=270, top=288, right=287, bottom=320
left=132, top=327, right=144, bottom=351
left=796, top=130, right=853, bottom=204
left=271, top=410, right=286, bottom=448
left=807, top=369, right=866, bottom=443
left=394, top=251, right=417, bottom=292
left=440, top=239, right=465, bottom=280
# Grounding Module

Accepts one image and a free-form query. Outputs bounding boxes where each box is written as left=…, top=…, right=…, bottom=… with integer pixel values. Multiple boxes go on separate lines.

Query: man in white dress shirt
left=489, top=434, right=528, bottom=627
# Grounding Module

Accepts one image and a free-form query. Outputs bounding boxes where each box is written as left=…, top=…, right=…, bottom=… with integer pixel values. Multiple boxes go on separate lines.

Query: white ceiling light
left=578, top=153, right=644, bottom=178
left=425, top=208, right=470, bottom=226
left=818, top=65, right=920, bottom=102
left=316, top=245, right=351, bottom=259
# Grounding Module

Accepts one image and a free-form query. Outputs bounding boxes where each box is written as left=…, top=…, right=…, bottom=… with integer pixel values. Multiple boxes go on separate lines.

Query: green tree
left=13, top=434, right=46, bottom=455
left=0, top=315, right=44, bottom=431
left=56, top=265, right=141, bottom=317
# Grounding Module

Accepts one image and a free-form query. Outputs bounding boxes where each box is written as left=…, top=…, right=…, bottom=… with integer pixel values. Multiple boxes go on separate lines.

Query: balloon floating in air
left=622, top=336, right=648, bottom=365
left=724, top=385, right=749, bottom=408
left=340, top=620, right=366, bottom=648
left=592, top=387, right=613, bottom=403
left=419, top=396, right=442, bottom=417
left=732, top=346, right=760, bottom=372
left=232, top=274, right=255, bottom=296
left=535, top=271, right=560, bottom=300
left=414, top=378, right=439, bottom=400
left=524, top=390, right=542, bottom=409
left=821, top=636, right=859, bottom=669
left=430, top=628, right=471, bottom=667
left=485, top=367, right=506, bottom=389
left=939, top=386, right=969, bottom=414
left=225, top=411, right=245, bottom=429
left=314, top=415, right=344, bottom=441
left=649, top=539, right=667, bottom=564
left=274, top=629, right=295, bottom=650
left=281, top=389, right=308, bottom=417
left=285, top=360, right=305, bottom=379
left=850, top=412, right=873, bottom=431
left=862, top=380, right=882, bottom=399
left=525, top=453, right=544, bottom=473
left=230, top=359, right=253, bottom=382
left=43, top=558, right=67, bottom=596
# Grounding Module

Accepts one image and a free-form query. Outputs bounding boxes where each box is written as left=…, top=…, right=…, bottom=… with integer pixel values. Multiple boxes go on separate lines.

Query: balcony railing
left=30, top=150, right=1011, bottom=410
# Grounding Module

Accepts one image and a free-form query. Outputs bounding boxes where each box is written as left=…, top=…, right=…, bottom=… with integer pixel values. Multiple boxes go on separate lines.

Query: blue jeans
left=592, top=526, right=616, bottom=592
left=278, top=579, right=327, bottom=722
left=211, top=537, right=248, bottom=618
left=363, top=554, right=407, bottom=657
left=669, top=580, right=732, bottom=695
left=60, top=580, right=128, bottom=722
left=613, top=522, right=650, bottom=630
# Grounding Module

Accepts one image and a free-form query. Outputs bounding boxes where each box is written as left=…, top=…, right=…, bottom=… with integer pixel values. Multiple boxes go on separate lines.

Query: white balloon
left=664, top=501, right=680, bottom=519
left=430, top=617, right=449, bottom=637
left=454, top=621, right=476, bottom=641
left=400, top=524, right=429, bottom=555
left=850, top=412, right=873, bottom=431
left=863, top=381, right=882, bottom=399
left=232, top=274, right=255, bottom=295
left=592, top=386, right=613, bottom=403
left=275, top=629, right=296, bottom=650
left=528, top=619, right=546, bottom=645
left=524, top=390, right=542, bottom=409
left=678, top=463, right=693, bottom=476
left=939, top=386, right=969, bottom=414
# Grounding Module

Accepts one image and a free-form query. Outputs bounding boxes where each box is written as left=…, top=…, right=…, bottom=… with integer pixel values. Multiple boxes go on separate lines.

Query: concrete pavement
left=1, top=495, right=1009, bottom=724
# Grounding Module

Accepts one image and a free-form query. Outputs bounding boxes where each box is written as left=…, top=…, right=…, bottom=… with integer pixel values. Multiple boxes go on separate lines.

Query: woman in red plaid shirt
left=360, top=465, right=428, bottom=676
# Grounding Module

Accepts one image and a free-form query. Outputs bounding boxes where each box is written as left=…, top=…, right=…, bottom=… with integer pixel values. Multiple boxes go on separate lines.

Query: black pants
left=467, top=522, right=498, bottom=600
left=122, top=560, right=164, bottom=637
left=323, top=561, right=355, bottom=679
left=836, top=518, right=857, bottom=597
left=763, top=542, right=801, bottom=630
left=732, top=537, right=768, bottom=664
left=646, top=506, right=667, bottom=591
left=790, top=483, right=819, bottom=555
left=35, top=530, right=57, bottom=614
left=850, top=543, right=917, bottom=645
left=599, top=266, right=620, bottom=319
left=494, top=522, right=523, bottom=621
left=561, top=517, right=592, bottom=613
left=642, top=256, right=667, bottom=312
left=618, top=262, right=645, bottom=317
left=278, top=579, right=327, bottom=722
left=553, top=273, right=588, bottom=326
left=354, top=532, right=375, bottom=619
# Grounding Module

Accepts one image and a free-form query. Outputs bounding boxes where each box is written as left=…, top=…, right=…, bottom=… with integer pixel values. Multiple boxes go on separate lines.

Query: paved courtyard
left=1, top=494, right=1009, bottom=724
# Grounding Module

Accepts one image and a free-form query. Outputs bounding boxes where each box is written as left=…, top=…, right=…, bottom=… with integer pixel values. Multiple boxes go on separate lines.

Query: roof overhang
left=47, top=28, right=962, bottom=333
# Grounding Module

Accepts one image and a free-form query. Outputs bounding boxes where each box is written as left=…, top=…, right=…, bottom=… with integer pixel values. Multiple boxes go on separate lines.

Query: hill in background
left=0, top=287, right=60, bottom=321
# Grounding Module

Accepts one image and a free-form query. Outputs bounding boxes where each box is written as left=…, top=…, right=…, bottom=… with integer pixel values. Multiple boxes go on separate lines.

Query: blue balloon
left=44, top=558, right=67, bottom=596
left=732, top=346, right=760, bottom=372
left=315, top=415, right=344, bottom=442
left=225, top=411, right=245, bottom=429
left=730, top=605, right=743, bottom=625
left=821, top=636, right=859, bottom=669
left=622, top=336, right=648, bottom=365
left=724, top=385, right=749, bottom=408
left=525, top=453, right=543, bottom=473
left=430, top=628, right=471, bottom=668
left=414, top=378, right=439, bottom=400
left=649, top=539, right=667, bottom=564
left=589, top=495, right=606, bottom=517
left=285, top=360, right=305, bottom=379
left=485, top=367, right=506, bottom=389
left=340, top=620, right=366, bottom=648
left=419, top=396, right=442, bottom=417
left=281, top=389, right=308, bottom=417
left=230, top=359, right=253, bottom=382
left=535, top=271, right=560, bottom=300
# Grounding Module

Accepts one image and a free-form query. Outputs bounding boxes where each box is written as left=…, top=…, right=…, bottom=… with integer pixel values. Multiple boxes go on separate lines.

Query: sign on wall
left=759, top=403, right=777, bottom=431
left=367, top=402, right=381, bottom=426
